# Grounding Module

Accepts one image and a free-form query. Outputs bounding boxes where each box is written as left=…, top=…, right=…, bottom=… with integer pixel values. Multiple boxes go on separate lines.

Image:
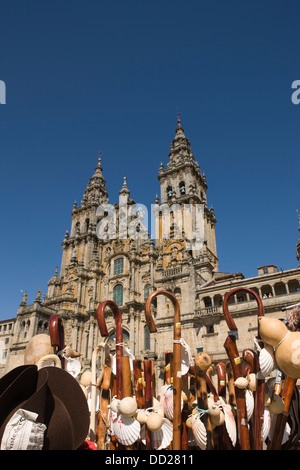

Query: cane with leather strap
left=145, top=289, right=182, bottom=451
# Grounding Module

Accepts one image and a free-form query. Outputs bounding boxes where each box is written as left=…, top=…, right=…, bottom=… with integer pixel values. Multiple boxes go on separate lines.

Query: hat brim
left=0, top=365, right=89, bottom=450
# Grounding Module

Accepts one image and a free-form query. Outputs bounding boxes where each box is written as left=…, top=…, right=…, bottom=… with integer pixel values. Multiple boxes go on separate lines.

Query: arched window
left=167, top=186, right=173, bottom=199
left=113, top=284, right=123, bottom=306
left=114, top=257, right=124, bottom=275
left=179, top=181, right=186, bottom=195
left=144, top=284, right=151, bottom=300
left=203, top=296, right=212, bottom=308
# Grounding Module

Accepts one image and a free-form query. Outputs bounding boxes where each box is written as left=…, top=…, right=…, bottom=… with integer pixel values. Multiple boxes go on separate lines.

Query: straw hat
left=0, top=364, right=89, bottom=450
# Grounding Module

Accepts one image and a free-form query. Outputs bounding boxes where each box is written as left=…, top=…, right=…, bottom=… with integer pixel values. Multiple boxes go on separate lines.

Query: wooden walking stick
left=164, top=350, right=173, bottom=385
left=226, top=361, right=236, bottom=409
left=96, top=353, right=113, bottom=450
left=49, top=314, right=65, bottom=369
left=223, top=287, right=265, bottom=450
left=97, top=300, right=124, bottom=400
left=144, top=359, right=153, bottom=450
left=122, top=355, right=133, bottom=398
left=268, top=375, right=296, bottom=450
left=216, top=362, right=227, bottom=399
left=194, top=352, right=214, bottom=450
left=90, top=342, right=108, bottom=442
left=145, top=289, right=182, bottom=450
left=133, top=359, right=144, bottom=410
left=223, top=290, right=250, bottom=450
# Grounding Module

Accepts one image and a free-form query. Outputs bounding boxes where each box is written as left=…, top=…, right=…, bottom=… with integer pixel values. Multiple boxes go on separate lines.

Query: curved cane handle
left=223, top=287, right=264, bottom=332
left=97, top=300, right=123, bottom=338
left=145, top=289, right=180, bottom=333
left=145, top=289, right=182, bottom=450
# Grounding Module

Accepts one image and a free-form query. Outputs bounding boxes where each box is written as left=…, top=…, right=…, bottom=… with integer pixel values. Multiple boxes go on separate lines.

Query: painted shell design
left=160, top=385, right=183, bottom=421
left=262, top=408, right=271, bottom=442
left=259, top=344, right=276, bottom=377
left=191, top=416, right=207, bottom=450
left=222, top=404, right=237, bottom=447
left=113, top=415, right=141, bottom=446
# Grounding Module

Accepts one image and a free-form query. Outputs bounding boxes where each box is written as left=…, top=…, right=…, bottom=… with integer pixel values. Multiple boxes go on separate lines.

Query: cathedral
left=1, top=118, right=300, bottom=389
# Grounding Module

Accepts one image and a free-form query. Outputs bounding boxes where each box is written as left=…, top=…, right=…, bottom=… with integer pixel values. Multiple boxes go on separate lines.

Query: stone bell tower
left=155, top=116, right=218, bottom=276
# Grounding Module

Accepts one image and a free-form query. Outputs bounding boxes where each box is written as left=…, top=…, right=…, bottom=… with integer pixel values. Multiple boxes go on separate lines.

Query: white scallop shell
left=259, top=344, right=276, bottom=377
left=151, top=418, right=173, bottom=450
left=191, top=416, right=207, bottom=450
left=245, top=389, right=255, bottom=421
left=262, top=408, right=271, bottom=442
left=222, top=404, right=237, bottom=447
left=160, top=385, right=183, bottom=421
left=113, top=415, right=141, bottom=446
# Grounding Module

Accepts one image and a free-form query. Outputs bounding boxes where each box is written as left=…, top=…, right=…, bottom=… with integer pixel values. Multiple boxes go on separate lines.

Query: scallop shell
left=191, top=416, right=207, bottom=450
left=245, top=389, right=255, bottom=421
left=113, top=415, right=141, bottom=446
left=151, top=418, right=173, bottom=450
left=160, top=385, right=183, bottom=421
left=259, top=344, right=276, bottom=377
left=222, top=404, right=237, bottom=447
left=262, top=408, right=271, bottom=442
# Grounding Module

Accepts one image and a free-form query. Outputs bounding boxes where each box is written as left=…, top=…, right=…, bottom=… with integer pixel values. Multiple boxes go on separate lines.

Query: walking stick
left=164, top=350, right=173, bottom=385
left=97, top=300, right=124, bottom=400
left=144, top=359, right=153, bottom=450
left=49, top=314, right=65, bottom=369
left=145, top=290, right=182, bottom=450
left=224, top=287, right=265, bottom=450
left=223, top=290, right=250, bottom=450
left=96, top=353, right=113, bottom=450
left=133, top=359, right=144, bottom=410
left=226, top=362, right=237, bottom=409
left=242, top=348, right=259, bottom=447
left=216, top=362, right=227, bottom=399
left=194, top=352, right=215, bottom=449
left=268, top=375, right=296, bottom=450
left=90, top=342, right=108, bottom=442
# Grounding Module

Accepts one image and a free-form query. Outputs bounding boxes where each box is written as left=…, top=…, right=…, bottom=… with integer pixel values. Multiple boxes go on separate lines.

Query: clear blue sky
left=0, top=1, right=299, bottom=321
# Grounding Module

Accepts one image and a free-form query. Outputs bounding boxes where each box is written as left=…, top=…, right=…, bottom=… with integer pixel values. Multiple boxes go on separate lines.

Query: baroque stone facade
left=1, top=118, right=300, bottom=392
